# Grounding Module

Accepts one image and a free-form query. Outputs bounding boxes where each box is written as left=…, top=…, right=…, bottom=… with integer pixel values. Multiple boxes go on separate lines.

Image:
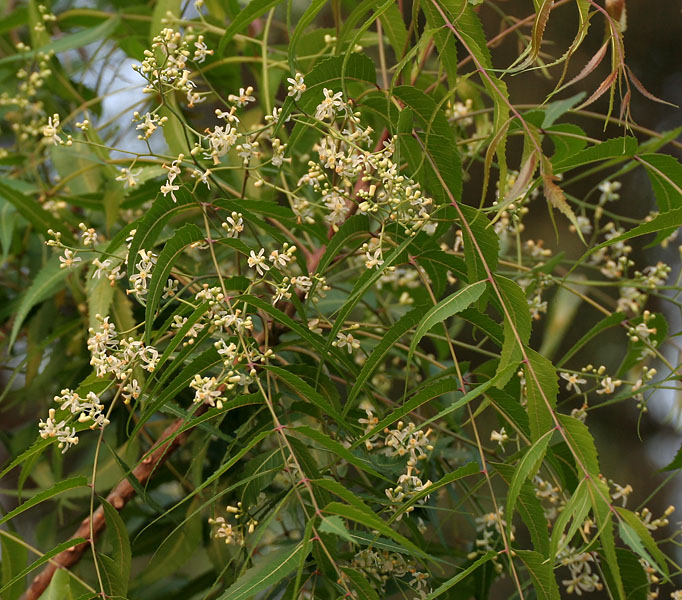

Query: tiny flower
left=160, top=181, right=180, bottom=202
left=596, top=376, right=621, bottom=395
left=59, top=249, right=81, bottom=268
left=560, top=372, right=587, bottom=394
left=42, top=114, right=62, bottom=145
left=248, top=248, right=270, bottom=276
left=228, top=86, right=255, bottom=107
left=286, top=72, right=306, bottom=101
left=364, top=248, right=384, bottom=270
left=116, top=167, right=143, bottom=188
left=221, top=212, right=244, bottom=238
left=334, top=331, right=360, bottom=354
left=490, top=427, right=509, bottom=448
left=315, top=88, right=345, bottom=120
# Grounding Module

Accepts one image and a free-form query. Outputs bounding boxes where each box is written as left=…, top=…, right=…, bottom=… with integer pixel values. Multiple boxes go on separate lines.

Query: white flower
left=228, top=86, right=255, bottom=107
left=221, top=212, right=244, bottom=238
left=364, top=248, right=384, bottom=270
left=268, top=249, right=291, bottom=268
left=560, top=372, right=587, bottom=394
left=160, top=181, right=180, bottom=202
left=116, top=167, right=143, bottom=188
left=334, top=331, right=360, bottom=354
left=191, top=168, right=211, bottom=188
left=315, top=88, right=345, bottom=120
left=42, top=114, right=62, bottom=145
left=248, top=249, right=270, bottom=276
left=193, top=35, right=213, bottom=63
left=59, top=249, right=81, bottom=269
left=92, top=258, right=112, bottom=279
left=286, top=72, right=306, bottom=101
left=490, top=428, right=509, bottom=448
left=596, top=376, right=621, bottom=395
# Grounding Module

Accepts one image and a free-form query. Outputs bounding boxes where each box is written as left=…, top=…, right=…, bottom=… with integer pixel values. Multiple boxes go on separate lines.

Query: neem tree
left=1, top=0, right=682, bottom=598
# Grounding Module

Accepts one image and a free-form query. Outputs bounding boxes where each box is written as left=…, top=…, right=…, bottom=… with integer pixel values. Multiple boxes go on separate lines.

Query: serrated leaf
left=524, top=348, right=558, bottom=441
left=324, top=502, right=429, bottom=560
left=345, top=305, right=427, bottom=413
left=616, top=507, right=670, bottom=581
left=494, top=462, right=549, bottom=556
left=557, top=413, right=599, bottom=476
left=408, top=281, right=487, bottom=368
left=144, top=222, right=205, bottom=343
left=216, top=542, right=307, bottom=600
left=0, top=537, right=87, bottom=598
left=291, top=426, right=385, bottom=481
left=8, top=255, right=71, bottom=350
left=553, top=136, right=638, bottom=172
left=549, top=478, right=591, bottom=558
left=0, top=17, right=120, bottom=66
left=495, top=276, right=532, bottom=387
left=319, top=515, right=355, bottom=543
left=101, top=499, right=131, bottom=593
left=0, top=181, right=75, bottom=246
left=379, top=3, right=408, bottom=60
left=515, top=549, right=560, bottom=600
left=422, top=551, right=497, bottom=599
left=127, top=188, right=197, bottom=279
left=0, top=476, right=88, bottom=527
left=0, top=532, right=27, bottom=600
left=505, top=429, right=554, bottom=541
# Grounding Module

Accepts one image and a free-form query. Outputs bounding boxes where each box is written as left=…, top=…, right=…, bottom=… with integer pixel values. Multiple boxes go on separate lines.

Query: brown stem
left=22, top=405, right=207, bottom=600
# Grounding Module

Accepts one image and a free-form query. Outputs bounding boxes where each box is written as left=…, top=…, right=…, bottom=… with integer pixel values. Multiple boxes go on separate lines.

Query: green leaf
left=515, top=549, right=560, bottom=600
left=422, top=551, right=497, bottom=599
left=602, top=549, right=649, bottom=600
left=0, top=181, right=75, bottom=245
left=549, top=478, right=591, bottom=559
left=261, top=366, right=347, bottom=427
left=524, top=348, right=558, bottom=441
left=8, top=256, right=71, bottom=350
left=616, top=507, right=670, bottom=581
left=216, top=542, right=307, bottom=600
left=553, top=136, right=638, bottom=172
left=127, top=188, right=197, bottom=279
left=494, top=462, right=549, bottom=556
left=145, top=222, right=205, bottom=343
left=392, top=85, right=462, bottom=204
left=324, top=502, right=429, bottom=560
left=557, top=312, right=625, bottom=367
left=379, top=3, right=408, bottom=60
left=0, top=537, right=87, bottom=598
left=423, top=5, right=458, bottom=89
left=316, top=214, right=369, bottom=275
left=394, top=462, right=480, bottom=520
left=408, top=281, right=487, bottom=369
left=0, top=532, right=27, bottom=600
left=0, top=477, right=88, bottom=527
left=495, top=276, right=532, bottom=387
left=142, top=501, right=202, bottom=584
left=557, top=413, right=599, bottom=477
left=132, top=347, right=222, bottom=436
left=542, top=92, right=586, bottom=127
left=505, top=429, right=554, bottom=541
left=319, top=515, right=355, bottom=544
left=218, top=0, right=281, bottom=54
left=101, top=499, right=131, bottom=593
left=589, top=477, right=625, bottom=600
left=0, top=17, right=120, bottom=66
left=40, top=567, right=75, bottom=600
left=291, top=426, right=386, bottom=480
left=345, top=305, right=427, bottom=413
